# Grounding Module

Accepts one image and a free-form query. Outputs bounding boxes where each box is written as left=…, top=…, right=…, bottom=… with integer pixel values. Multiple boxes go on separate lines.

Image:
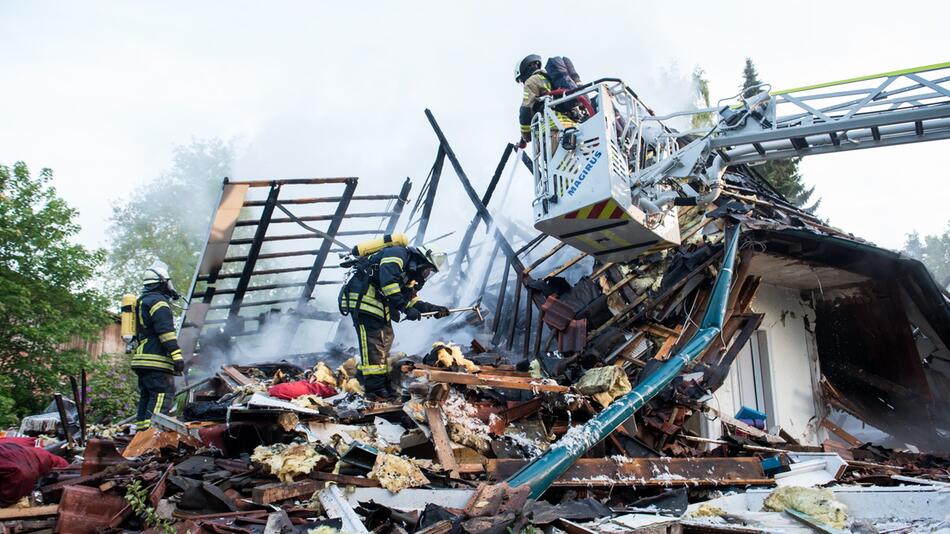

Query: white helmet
left=416, top=245, right=447, bottom=272
left=143, top=260, right=178, bottom=297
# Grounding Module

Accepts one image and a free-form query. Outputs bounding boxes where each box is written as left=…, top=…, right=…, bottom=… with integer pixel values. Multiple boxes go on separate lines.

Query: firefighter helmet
left=142, top=260, right=179, bottom=299
left=515, top=54, right=542, bottom=83
left=414, top=245, right=447, bottom=272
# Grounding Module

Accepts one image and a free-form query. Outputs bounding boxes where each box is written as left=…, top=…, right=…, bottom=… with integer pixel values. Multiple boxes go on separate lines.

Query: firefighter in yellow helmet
left=130, top=261, right=184, bottom=431
left=338, top=245, right=449, bottom=399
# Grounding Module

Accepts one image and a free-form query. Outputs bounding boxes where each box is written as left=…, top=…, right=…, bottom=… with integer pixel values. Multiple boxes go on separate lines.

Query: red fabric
left=267, top=380, right=336, bottom=400
left=0, top=440, right=69, bottom=506
left=0, top=436, right=38, bottom=448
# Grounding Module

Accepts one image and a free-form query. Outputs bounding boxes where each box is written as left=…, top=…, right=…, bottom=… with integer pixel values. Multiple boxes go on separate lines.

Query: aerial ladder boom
left=530, top=62, right=950, bottom=262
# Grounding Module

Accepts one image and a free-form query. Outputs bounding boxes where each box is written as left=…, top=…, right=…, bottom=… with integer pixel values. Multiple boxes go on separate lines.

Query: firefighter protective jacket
left=131, top=291, right=183, bottom=373
left=519, top=70, right=576, bottom=141
left=340, top=246, right=428, bottom=321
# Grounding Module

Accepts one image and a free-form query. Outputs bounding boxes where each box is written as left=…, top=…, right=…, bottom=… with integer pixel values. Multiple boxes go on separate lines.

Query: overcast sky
left=2, top=1, right=948, bottom=253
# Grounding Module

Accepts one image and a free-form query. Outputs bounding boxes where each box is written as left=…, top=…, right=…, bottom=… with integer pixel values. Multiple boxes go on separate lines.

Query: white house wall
left=704, top=283, right=823, bottom=445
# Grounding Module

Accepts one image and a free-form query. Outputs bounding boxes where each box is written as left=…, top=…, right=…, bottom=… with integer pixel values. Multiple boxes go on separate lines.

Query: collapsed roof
left=179, top=110, right=950, bottom=452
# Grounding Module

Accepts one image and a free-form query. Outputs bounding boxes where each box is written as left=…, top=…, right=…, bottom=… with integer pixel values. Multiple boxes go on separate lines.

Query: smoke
left=170, top=8, right=713, bottom=367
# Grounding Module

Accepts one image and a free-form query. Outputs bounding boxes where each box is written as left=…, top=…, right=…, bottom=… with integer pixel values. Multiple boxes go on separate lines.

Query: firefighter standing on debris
left=129, top=260, right=184, bottom=431
left=339, top=243, right=450, bottom=399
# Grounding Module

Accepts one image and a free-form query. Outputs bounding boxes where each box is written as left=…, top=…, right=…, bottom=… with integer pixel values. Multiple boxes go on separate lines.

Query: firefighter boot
left=364, top=374, right=394, bottom=401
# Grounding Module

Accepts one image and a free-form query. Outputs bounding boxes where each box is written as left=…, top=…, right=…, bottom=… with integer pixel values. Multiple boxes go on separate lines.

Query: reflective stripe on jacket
left=131, top=291, right=182, bottom=373
left=519, top=70, right=575, bottom=139
left=339, top=247, right=423, bottom=321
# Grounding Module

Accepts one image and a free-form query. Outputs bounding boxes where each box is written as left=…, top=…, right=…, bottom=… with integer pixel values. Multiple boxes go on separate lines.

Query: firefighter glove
left=173, top=359, right=185, bottom=375
left=432, top=305, right=450, bottom=318
left=517, top=139, right=527, bottom=149
left=404, top=307, right=422, bottom=321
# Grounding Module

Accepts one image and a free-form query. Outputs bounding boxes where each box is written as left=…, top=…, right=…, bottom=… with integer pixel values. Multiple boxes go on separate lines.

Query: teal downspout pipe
left=507, top=227, right=741, bottom=498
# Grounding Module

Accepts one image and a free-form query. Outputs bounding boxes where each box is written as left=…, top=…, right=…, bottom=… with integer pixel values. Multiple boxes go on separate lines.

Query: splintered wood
left=411, top=369, right=569, bottom=393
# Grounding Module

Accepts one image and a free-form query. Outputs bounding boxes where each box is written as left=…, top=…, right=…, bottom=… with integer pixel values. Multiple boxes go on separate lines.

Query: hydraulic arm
left=530, top=62, right=950, bottom=262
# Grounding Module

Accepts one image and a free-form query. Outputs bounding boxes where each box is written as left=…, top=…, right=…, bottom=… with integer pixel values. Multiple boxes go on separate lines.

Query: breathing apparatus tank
left=350, top=233, right=408, bottom=257
left=120, top=293, right=136, bottom=344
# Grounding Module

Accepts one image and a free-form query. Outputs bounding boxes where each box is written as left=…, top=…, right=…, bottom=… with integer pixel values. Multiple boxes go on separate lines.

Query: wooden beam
left=411, top=369, right=569, bottom=393
left=251, top=480, right=320, bottom=505
left=652, top=327, right=682, bottom=361
left=415, top=520, right=455, bottom=534
left=640, top=322, right=681, bottom=339
left=820, top=419, right=863, bottom=448
left=696, top=403, right=786, bottom=445
left=545, top=252, right=588, bottom=279
left=220, top=365, right=255, bottom=386
left=0, top=505, right=59, bottom=520
left=426, top=405, right=460, bottom=478
left=523, top=242, right=565, bottom=275
left=309, top=471, right=380, bottom=488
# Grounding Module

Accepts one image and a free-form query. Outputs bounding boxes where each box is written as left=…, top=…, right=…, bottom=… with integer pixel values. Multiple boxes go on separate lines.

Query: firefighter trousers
left=134, top=369, right=175, bottom=430
left=351, top=312, right=394, bottom=396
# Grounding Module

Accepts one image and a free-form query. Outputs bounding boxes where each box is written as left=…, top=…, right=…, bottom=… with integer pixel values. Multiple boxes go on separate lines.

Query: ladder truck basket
left=530, top=80, right=682, bottom=263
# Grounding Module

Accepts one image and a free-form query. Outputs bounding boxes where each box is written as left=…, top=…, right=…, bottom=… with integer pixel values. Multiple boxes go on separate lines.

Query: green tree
left=741, top=58, right=763, bottom=99
left=903, top=224, right=950, bottom=286
left=691, top=66, right=714, bottom=129
left=740, top=58, right=820, bottom=213
left=0, top=162, right=109, bottom=423
left=106, top=138, right=234, bottom=300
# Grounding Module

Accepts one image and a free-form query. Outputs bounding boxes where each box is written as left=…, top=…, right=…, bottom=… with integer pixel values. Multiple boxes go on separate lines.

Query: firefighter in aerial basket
left=338, top=235, right=449, bottom=399
left=121, top=260, right=184, bottom=432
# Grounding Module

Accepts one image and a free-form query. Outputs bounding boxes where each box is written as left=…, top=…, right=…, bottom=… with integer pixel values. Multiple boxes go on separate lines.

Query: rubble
left=4, top=110, right=950, bottom=534
left=251, top=443, right=330, bottom=482
left=574, top=364, right=631, bottom=407
left=762, top=486, right=849, bottom=529
left=368, top=453, right=430, bottom=493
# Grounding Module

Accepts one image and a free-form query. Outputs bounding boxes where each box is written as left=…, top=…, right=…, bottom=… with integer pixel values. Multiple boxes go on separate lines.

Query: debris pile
left=3, top=112, right=950, bottom=533
left=2, top=343, right=949, bottom=533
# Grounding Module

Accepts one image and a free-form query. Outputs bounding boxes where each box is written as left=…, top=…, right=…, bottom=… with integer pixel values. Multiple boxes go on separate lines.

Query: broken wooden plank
left=252, top=480, right=320, bottom=505
left=411, top=369, right=569, bottom=393
left=523, top=242, right=566, bottom=275
left=0, top=505, right=60, bottom=520
left=220, top=365, right=256, bottom=386
left=407, top=363, right=531, bottom=378
left=545, top=252, right=588, bottom=279
left=488, top=457, right=772, bottom=487
left=415, top=520, right=454, bottom=534
left=361, top=403, right=404, bottom=416
left=456, top=462, right=486, bottom=474
left=640, top=322, right=681, bottom=339
left=695, top=402, right=786, bottom=445
left=489, top=397, right=544, bottom=434
left=309, top=471, right=381, bottom=488
left=40, top=464, right=129, bottom=499
left=426, top=405, right=460, bottom=478
left=820, top=419, right=863, bottom=448
left=652, top=328, right=682, bottom=361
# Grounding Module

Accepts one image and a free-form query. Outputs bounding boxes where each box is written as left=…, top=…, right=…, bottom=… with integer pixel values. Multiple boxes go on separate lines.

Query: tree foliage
left=741, top=58, right=762, bottom=99
left=106, top=138, right=234, bottom=300
left=903, top=224, right=950, bottom=287
left=0, top=162, right=109, bottom=423
left=86, top=355, right=139, bottom=424
left=691, top=66, right=714, bottom=129
left=740, top=58, right=820, bottom=213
